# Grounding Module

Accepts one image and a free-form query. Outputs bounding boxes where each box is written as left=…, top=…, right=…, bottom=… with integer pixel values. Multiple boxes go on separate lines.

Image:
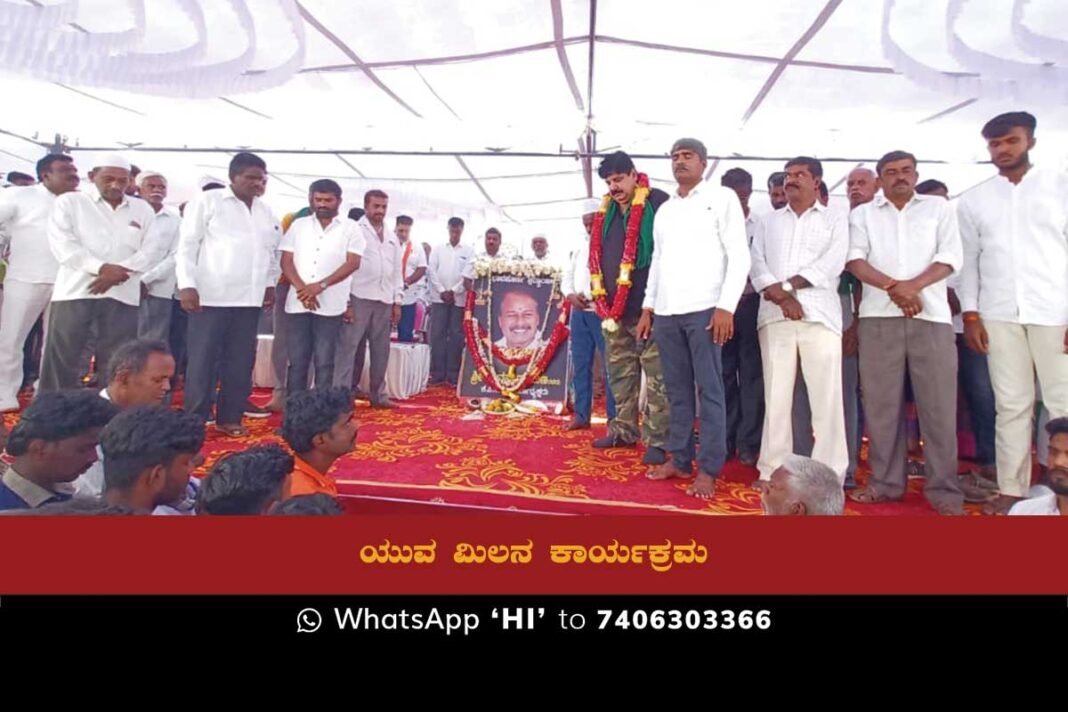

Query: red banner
left=0, top=516, right=1064, bottom=594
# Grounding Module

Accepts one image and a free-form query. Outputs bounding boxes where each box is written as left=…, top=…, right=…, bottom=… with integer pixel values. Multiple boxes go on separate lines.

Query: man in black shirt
left=588, top=152, right=670, bottom=466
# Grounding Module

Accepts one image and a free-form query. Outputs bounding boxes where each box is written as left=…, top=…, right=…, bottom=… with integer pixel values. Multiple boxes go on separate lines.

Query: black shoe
left=592, top=434, right=634, bottom=449
left=641, top=446, right=667, bottom=466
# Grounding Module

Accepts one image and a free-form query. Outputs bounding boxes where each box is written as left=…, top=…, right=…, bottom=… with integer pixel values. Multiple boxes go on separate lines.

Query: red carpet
left=197, top=385, right=984, bottom=516
left=4, top=384, right=986, bottom=516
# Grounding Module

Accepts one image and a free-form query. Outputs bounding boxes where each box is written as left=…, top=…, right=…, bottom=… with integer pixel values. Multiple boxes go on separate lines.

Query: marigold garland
left=463, top=288, right=571, bottom=401
left=587, top=172, right=650, bottom=332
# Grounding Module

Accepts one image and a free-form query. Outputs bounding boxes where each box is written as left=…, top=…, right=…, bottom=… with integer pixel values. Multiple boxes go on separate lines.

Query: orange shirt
left=285, top=456, right=339, bottom=499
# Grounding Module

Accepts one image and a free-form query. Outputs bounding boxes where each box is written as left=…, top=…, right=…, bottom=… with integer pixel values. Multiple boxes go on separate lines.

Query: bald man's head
left=847, top=168, right=879, bottom=209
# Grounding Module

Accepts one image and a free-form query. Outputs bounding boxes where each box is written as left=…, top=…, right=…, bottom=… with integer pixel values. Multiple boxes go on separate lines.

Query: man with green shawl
left=588, top=151, right=671, bottom=467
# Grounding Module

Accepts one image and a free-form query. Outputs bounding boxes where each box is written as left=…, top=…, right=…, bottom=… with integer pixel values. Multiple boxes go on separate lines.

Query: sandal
left=982, top=494, right=1021, bottom=516
left=959, top=473, right=998, bottom=504
left=215, top=423, right=249, bottom=437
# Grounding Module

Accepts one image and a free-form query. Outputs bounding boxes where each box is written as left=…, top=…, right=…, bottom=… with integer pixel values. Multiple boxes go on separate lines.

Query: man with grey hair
left=531, top=234, right=550, bottom=262
left=135, top=170, right=182, bottom=344
left=761, top=454, right=845, bottom=515
left=41, top=152, right=164, bottom=392
left=561, top=198, right=617, bottom=430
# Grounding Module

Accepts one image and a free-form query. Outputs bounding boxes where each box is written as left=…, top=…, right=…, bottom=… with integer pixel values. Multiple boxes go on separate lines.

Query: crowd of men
left=0, top=109, right=1064, bottom=516
left=561, top=111, right=1065, bottom=516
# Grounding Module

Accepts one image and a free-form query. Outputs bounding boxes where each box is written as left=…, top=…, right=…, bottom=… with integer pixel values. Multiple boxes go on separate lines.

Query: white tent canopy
left=1, top=0, right=1067, bottom=258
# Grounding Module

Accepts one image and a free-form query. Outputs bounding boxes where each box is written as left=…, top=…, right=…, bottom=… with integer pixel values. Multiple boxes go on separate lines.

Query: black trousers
left=184, top=306, right=260, bottom=424
left=39, top=298, right=137, bottom=393
left=286, top=312, right=343, bottom=397
left=430, top=303, right=464, bottom=383
left=721, top=293, right=764, bottom=458
left=653, top=307, right=728, bottom=476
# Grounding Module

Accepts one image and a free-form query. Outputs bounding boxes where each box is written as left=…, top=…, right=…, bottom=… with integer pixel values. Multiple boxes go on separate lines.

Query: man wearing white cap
left=39, top=152, right=164, bottom=393
left=531, top=234, right=551, bottom=263
left=561, top=199, right=617, bottom=430
left=135, top=171, right=182, bottom=344
left=0, top=153, right=79, bottom=411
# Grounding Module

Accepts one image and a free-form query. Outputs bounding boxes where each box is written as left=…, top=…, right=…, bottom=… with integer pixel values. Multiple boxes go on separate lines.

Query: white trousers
left=984, top=321, right=1068, bottom=497
left=757, top=320, right=848, bottom=482
left=0, top=279, right=52, bottom=410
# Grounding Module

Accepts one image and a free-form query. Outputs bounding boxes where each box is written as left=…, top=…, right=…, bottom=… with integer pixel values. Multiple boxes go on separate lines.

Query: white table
left=357, top=342, right=430, bottom=400
left=253, top=336, right=430, bottom=400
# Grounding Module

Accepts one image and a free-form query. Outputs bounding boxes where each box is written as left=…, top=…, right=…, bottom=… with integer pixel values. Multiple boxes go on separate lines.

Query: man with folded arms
left=847, top=150, right=965, bottom=515
left=749, top=156, right=848, bottom=487
left=280, top=179, right=363, bottom=397
left=40, top=153, right=163, bottom=393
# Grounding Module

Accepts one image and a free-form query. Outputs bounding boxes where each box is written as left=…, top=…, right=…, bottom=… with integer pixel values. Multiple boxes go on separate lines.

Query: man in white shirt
left=333, top=189, right=402, bottom=407
left=0, top=153, right=79, bottom=411
left=792, top=167, right=877, bottom=488
left=40, top=153, right=163, bottom=394
left=767, top=172, right=787, bottom=210
left=531, top=234, right=551, bottom=263
left=919, top=179, right=998, bottom=500
left=177, top=152, right=281, bottom=436
left=72, top=338, right=177, bottom=497
left=958, top=111, right=1068, bottom=514
left=642, top=138, right=751, bottom=500
left=280, top=179, right=363, bottom=399
left=719, top=168, right=764, bottom=465
left=396, top=214, right=428, bottom=343
left=562, top=198, right=616, bottom=430
left=481, top=228, right=503, bottom=259
left=750, top=156, right=849, bottom=486
left=1009, top=416, right=1068, bottom=515
left=135, top=171, right=181, bottom=344
left=847, top=150, right=965, bottom=515
left=462, top=227, right=505, bottom=290
left=428, top=217, right=474, bottom=385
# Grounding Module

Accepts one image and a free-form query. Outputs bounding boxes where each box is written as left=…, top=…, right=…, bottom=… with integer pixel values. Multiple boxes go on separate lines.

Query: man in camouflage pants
left=590, top=151, right=671, bottom=467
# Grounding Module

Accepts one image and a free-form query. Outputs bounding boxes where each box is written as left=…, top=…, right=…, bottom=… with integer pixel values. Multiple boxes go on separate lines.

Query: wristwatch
left=782, top=281, right=795, bottom=294
left=319, top=280, right=329, bottom=291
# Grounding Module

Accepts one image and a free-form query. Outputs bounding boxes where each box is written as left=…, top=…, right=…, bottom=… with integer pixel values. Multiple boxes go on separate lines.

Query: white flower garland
left=471, top=256, right=561, bottom=280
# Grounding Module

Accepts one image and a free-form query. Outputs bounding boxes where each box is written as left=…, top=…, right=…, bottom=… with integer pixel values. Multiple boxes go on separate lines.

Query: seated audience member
left=0, top=391, right=117, bottom=510
left=73, top=338, right=178, bottom=497
left=102, top=339, right=176, bottom=408
left=1010, top=417, right=1068, bottom=516
left=101, top=406, right=206, bottom=514
left=760, top=454, right=845, bottom=516
left=280, top=386, right=358, bottom=499
left=195, top=444, right=292, bottom=515
left=270, top=493, right=345, bottom=516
